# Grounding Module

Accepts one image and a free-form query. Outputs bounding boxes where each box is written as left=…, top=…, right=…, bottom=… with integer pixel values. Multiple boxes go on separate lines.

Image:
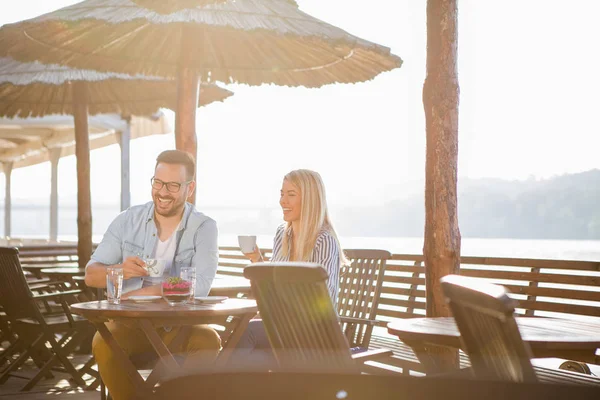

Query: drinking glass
left=106, top=267, right=124, bottom=305
left=162, top=273, right=193, bottom=306
left=180, top=267, right=196, bottom=301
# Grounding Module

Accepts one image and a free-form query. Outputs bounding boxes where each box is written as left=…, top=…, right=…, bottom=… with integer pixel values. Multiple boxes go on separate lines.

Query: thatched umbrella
left=130, top=0, right=228, bottom=14
left=0, top=0, right=402, bottom=203
left=0, top=56, right=232, bottom=267
left=0, top=57, right=232, bottom=118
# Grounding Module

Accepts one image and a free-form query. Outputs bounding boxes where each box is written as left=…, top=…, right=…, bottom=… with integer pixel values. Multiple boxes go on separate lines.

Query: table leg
left=215, top=313, right=253, bottom=366
left=94, top=322, right=152, bottom=398
left=143, top=325, right=192, bottom=388
left=138, top=320, right=180, bottom=371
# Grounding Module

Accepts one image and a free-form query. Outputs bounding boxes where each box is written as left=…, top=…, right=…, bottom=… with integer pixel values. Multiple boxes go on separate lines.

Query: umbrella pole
left=175, top=68, right=200, bottom=205
left=422, top=0, right=461, bottom=370
left=72, top=81, right=93, bottom=269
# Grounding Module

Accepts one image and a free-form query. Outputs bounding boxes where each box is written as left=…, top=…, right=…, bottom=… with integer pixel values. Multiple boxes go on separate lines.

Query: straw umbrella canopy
left=0, top=57, right=232, bottom=118
left=0, top=0, right=402, bottom=202
left=129, top=0, right=229, bottom=14
left=0, top=56, right=232, bottom=267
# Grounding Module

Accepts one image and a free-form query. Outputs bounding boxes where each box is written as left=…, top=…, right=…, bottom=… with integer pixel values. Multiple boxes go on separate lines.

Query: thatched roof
left=130, top=0, right=228, bottom=14
left=0, top=113, right=171, bottom=169
left=130, top=0, right=298, bottom=14
left=0, top=57, right=233, bottom=118
left=0, top=0, right=401, bottom=87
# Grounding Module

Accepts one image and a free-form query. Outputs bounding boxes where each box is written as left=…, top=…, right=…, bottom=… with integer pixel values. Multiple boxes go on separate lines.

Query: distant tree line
left=332, top=169, right=600, bottom=240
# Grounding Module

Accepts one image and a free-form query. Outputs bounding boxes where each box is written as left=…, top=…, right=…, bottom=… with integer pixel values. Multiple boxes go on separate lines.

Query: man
left=85, top=150, right=220, bottom=400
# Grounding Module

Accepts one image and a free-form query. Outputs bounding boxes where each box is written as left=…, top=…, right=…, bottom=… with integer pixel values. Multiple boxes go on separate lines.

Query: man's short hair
left=155, top=150, right=196, bottom=180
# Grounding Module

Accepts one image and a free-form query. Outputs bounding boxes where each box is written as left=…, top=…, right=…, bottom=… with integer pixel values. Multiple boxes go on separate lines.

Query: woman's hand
left=243, top=246, right=264, bottom=263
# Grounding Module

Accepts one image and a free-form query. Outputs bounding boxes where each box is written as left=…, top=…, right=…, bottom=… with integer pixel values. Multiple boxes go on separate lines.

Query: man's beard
left=153, top=195, right=184, bottom=217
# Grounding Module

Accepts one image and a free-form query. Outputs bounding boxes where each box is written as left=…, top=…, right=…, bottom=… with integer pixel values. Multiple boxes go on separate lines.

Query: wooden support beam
left=49, top=147, right=62, bottom=241
left=423, top=0, right=461, bottom=317
left=422, top=0, right=461, bottom=370
left=72, top=81, right=93, bottom=269
left=175, top=69, right=200, bottom=204
left=175, top=27, right=200, bottom=204
left=117, top=118, right=131, bottom=211
left=3, top=162, right=12, bottom=238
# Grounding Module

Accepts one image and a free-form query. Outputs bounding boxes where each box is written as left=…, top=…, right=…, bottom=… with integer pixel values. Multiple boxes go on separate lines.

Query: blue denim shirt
left=87, top=201, right=218, bottom=296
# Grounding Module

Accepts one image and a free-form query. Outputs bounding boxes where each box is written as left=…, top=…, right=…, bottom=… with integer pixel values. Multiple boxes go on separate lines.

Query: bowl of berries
left=161, top=276, right=192, bottom=306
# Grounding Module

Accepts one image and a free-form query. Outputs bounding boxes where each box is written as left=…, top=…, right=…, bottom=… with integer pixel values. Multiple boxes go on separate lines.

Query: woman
left=233, top=169, right=348, bottom=368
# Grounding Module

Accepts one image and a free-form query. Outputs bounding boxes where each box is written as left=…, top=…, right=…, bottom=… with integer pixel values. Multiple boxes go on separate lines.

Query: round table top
left=387, top=317, right=600, bottom=351
left=70, top=298, right=257, bottom=320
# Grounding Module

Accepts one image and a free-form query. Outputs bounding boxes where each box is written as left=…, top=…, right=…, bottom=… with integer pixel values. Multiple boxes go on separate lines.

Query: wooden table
left=388, top=317, right=600, bottom=373
left=71, top=298, right=257, bottom=397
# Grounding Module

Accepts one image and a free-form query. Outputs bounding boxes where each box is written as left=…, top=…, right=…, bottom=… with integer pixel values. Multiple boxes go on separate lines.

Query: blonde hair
left=281, top=169, right=348, bottom=266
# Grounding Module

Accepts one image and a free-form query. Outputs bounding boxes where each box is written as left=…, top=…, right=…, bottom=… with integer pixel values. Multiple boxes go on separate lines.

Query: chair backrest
left=338, top=249, right=391, bottom=347
left=440, top=274, right=538, bottom=383
left=244, top=262, right=357, bottom=372
left=0, top=247, right=40, bottom=321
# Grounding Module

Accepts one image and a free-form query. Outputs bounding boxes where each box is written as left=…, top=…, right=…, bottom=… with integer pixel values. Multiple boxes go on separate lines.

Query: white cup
left=238, top=235, right=257, bottom=254
left=144, top=259, right=168, bottom=278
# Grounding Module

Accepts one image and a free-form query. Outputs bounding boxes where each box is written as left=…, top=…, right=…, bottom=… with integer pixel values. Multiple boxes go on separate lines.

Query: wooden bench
left=367, top=254, right=600, bottom=374
left=216, top=247, right=600, bottom=373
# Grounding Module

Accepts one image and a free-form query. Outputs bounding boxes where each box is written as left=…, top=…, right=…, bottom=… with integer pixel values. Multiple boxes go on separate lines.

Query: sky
left=1, top=0, right=600, bottom=211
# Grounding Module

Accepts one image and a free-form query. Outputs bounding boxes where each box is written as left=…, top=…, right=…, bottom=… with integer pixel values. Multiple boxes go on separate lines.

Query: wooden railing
left=14, top=243, right=600, bottom=320
left=12, top=243, right=600, bottom=374
left=216, top=247, right=600, bottom=320
left=379, top=254, right=600, bottom=321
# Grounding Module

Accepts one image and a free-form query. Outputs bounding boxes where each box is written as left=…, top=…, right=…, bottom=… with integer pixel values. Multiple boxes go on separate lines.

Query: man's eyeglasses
left=150, top=177, right=192, bottom=193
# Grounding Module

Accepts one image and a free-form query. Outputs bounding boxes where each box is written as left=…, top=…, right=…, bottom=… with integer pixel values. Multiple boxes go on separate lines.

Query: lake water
left=219, top=235, right=600, bottom=261
left=4, top=206, right=600, bottom=261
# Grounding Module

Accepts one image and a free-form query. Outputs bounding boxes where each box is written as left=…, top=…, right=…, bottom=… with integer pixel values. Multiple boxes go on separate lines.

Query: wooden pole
left=422, top=0, right=461, bottom=370
left=72, top=81, right=93, bottom=269
left=175, top=27, right=200, bottom=204
left=3, top=162, right=12, bottom=238
left=49, top=147, right=61, bottom=241
left=175, top=69, right=199, bottom=204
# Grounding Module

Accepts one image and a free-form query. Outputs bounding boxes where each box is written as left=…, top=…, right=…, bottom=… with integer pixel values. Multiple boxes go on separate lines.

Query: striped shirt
left=271, top=224, right=340, bottom=305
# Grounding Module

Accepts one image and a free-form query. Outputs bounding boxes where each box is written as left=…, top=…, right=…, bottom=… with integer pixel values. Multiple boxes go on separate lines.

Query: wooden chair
left=0, top=247, right=94, bottom=391
left=243, top=262, right=392, bottom=372
left=440, top=274, right=600, bottom=387
left=338, top=249, right=391, bottom=350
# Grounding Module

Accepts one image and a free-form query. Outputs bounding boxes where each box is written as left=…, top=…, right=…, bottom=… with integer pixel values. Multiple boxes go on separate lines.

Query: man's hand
left=121, top=256, right=149, bottom=280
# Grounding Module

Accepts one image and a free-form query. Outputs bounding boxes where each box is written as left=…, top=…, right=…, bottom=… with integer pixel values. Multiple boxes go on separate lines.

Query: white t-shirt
left=154, top=229, right=179, bottom=273
left=143, top=224, right=180, bottom=286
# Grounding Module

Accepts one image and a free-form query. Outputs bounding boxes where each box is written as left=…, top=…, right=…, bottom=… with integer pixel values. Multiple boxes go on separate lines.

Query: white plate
left=194, top=296, right=228, bottom=304
left=128, top=295, right=161, bottom=302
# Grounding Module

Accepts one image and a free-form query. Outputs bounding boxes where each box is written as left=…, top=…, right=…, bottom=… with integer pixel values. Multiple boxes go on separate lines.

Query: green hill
left=335, top=169, right=600, bottom=240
